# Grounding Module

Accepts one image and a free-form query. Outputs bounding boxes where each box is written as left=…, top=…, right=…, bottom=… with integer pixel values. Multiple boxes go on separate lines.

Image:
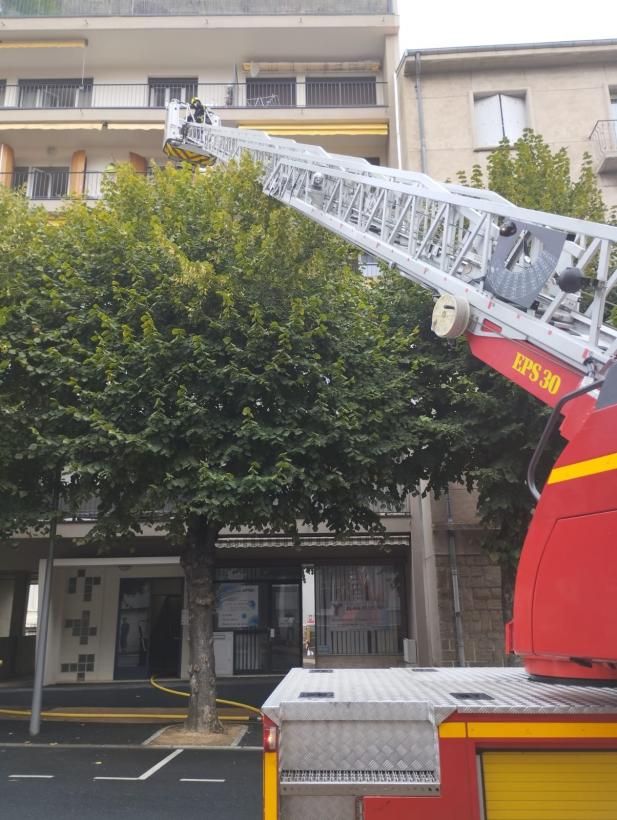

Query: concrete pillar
left=382, top=34, right=399, bottom=166
left=0, top=143, right=15, bottom=188
left=410, top=485, right=442, bottom=666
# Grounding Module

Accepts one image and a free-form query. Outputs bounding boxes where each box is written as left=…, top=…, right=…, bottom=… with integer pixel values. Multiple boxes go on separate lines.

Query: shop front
left=38, top=534, right=409, bottom=684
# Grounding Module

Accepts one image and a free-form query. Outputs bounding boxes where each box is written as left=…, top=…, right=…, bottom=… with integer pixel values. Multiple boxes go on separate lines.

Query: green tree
left=453, top=130, right=612, bottom=619
left=457, top=129, right=608, bottom=222
left=368, top=269, right=546, bottom=623
left=0, top=160, right=466, bottom=731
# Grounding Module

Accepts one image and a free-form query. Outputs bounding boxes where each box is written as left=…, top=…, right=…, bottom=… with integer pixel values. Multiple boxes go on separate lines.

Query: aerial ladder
left=164, top=101, right=617, bottom=820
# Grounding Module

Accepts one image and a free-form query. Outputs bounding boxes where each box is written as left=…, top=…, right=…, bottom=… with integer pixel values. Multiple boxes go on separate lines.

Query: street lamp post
left=29, top=471, right=61, bottom=736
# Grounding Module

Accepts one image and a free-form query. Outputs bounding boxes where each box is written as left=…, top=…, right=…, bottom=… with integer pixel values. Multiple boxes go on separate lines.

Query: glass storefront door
left=270, top=584, right=301, bottom=673
left=114, top=578, right=183, bottom=679
left=214, top=568, right=302, bottom=674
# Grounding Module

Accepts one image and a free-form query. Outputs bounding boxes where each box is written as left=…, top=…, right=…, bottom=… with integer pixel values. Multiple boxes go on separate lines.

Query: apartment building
left=0, top=0, right=398, bottom=204
left=0, top=0, right=434, bottom=686
left=396, top=39, right=617, bottom=208
left=390, top=40, right=617, bottom=672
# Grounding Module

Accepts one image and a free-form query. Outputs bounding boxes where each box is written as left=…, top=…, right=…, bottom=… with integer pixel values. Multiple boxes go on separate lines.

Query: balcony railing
left=589, top=120, right=617, bottom=174
left=0, top=0, right=393, bottom=17
left=2, top=169, right=107, bottom=200
left=0, top=80, right=384, bottom=110
left=590, top=119, right=617, bottom=153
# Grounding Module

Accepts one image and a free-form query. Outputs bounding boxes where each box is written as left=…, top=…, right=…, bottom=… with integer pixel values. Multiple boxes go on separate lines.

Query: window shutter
left=500, top=94, right=526, bottom=142
left=474, top=95, right=504, bottom=147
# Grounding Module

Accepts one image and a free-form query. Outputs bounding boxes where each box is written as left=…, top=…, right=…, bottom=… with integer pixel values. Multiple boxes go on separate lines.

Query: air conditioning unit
left=403, top=638, right=417, bottom=665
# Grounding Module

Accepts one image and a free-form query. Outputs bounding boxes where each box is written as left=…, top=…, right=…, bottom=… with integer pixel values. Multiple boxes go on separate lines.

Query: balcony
left=0, top=0, right=393, bottom=17
left=590, top=120, right=617, bottom=174
left=54, top=494, right=409, bottom=522
left=0, top=79, right=385, bottom=111
left=2, top=168, right=108, bottom=201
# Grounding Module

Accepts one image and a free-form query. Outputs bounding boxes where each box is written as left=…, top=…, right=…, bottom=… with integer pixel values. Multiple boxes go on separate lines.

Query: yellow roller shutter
left=481, top=751, right=617, bottom=820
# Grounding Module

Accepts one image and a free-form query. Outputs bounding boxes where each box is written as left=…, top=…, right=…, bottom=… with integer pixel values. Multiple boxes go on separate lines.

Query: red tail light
left=263, top=716, right=278, bottom=752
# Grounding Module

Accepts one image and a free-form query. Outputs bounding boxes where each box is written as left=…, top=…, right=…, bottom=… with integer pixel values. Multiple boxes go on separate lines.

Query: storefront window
left=24, top=581, right=39, bottom=636
left=0, top=578, right=14, bottom=638
left=315, top=564, right=403, bottom=655
left=215, top=583, right=261, bottom=629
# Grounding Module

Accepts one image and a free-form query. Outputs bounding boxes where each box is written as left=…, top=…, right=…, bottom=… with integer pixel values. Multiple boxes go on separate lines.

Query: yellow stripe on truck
left=468, top=722, right=617, bottom=739
left=547, top=451, right=617, bottom=485
left=263, top=751, right=278, bottom=820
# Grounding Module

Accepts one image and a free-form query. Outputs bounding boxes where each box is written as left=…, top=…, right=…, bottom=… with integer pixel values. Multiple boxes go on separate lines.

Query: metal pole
left=445, top=490, right=466, bottom=667
left=414, top=52, right=428, bottom=174
left=29, top=471, right=61, bottom=736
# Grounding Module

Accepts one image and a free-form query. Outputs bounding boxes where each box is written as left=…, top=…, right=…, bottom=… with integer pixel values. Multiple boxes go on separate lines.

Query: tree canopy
left=0, top=158, right=467, bottom=730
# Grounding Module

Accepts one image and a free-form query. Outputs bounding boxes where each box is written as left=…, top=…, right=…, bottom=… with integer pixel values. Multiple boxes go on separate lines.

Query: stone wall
left=434, top=542, right=505, bottom=667
left=315, top=654, right=403, bottom=669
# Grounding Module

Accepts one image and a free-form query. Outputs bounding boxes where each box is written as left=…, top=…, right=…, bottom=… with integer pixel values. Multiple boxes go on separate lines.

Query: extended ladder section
left=164, top=101, right=617, bottom=382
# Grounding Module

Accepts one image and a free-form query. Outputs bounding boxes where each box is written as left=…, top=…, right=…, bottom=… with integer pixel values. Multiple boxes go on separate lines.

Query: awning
left=217, top=534, right=409, bottom=550
left=239, top=122, right=388, bottom=136
left=0, top=122, right=163, bottom=131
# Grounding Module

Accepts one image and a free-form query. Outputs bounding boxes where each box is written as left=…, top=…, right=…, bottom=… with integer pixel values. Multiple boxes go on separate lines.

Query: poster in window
left=216, top=583, right=259, bottom=628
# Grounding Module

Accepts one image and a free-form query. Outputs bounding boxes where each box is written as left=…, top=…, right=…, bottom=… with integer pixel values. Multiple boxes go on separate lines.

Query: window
left=23, top=581, right=38, bottom=637
left=0, top=578, right=15, bottom=639
left=315, top=564, right=403, bottom=656
left=306, top=76, right=376, bottom=107
left=12, top=167, right=29, bottom=191
left=611, top=95, right=617, bottom=144
left=0, top=80, right=6, bottom=107
left=18, top=78, right=93, bottom=108
left=246, top=77, right=296, bottom=107
left=474, top=92, right=526, bottom=147
left=148, top=77, right=198, bottom=108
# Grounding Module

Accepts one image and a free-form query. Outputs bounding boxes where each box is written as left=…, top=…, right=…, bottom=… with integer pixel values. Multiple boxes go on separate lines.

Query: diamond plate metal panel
left=280, top=701, right=432, bottom=722
left=262, top=667, right=617, bottom=725
left=281, top=795, right=356, bottom=820
left=279, top=719, right=438, bottom=772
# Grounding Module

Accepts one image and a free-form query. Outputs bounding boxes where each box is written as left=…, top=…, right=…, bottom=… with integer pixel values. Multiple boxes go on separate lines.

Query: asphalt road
left=0, top=717, right=263, bottom=748
left=0, top=677, right=283, bottom=710
left=0, top=745, right=262, bottom=820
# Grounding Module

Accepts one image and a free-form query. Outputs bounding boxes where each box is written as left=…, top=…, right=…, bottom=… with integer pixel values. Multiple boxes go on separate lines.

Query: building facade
left=0, top=5, right=518, bottom=687
left=0, top=0, right=398, bottom=203
left=396, top=40, right=617, bottom=208
left=0, top=0, right=431, bottom=686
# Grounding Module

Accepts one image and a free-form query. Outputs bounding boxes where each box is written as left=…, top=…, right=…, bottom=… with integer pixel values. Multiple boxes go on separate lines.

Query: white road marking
left=9, top=775, right=54, bottom=779
left=94, top=748, right=184, bottom=782
left=138, top=748, right=183, bottom=780
left=180, top=778, right=226, bottom=783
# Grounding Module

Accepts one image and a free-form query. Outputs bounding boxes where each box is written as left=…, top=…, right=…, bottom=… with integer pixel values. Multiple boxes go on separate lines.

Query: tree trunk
left=180, top=515, right=224, bottom=734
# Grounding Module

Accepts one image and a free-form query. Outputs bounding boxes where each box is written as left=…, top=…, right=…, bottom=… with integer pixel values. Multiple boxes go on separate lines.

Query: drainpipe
left=414, top=51, right=428, bottom=174
left=446, top=490, right=466, bottom=667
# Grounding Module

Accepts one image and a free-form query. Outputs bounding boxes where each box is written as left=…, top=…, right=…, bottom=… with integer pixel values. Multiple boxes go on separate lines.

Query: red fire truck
left=164, top=101, right=617, bottom=820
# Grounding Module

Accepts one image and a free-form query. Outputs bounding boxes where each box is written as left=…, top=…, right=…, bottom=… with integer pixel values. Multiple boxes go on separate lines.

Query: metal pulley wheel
left=431, top=294, right=471, bottom=338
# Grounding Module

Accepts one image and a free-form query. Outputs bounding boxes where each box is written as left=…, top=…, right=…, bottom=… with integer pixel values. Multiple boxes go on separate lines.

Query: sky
left=398, top=0, right=616, bottom=52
